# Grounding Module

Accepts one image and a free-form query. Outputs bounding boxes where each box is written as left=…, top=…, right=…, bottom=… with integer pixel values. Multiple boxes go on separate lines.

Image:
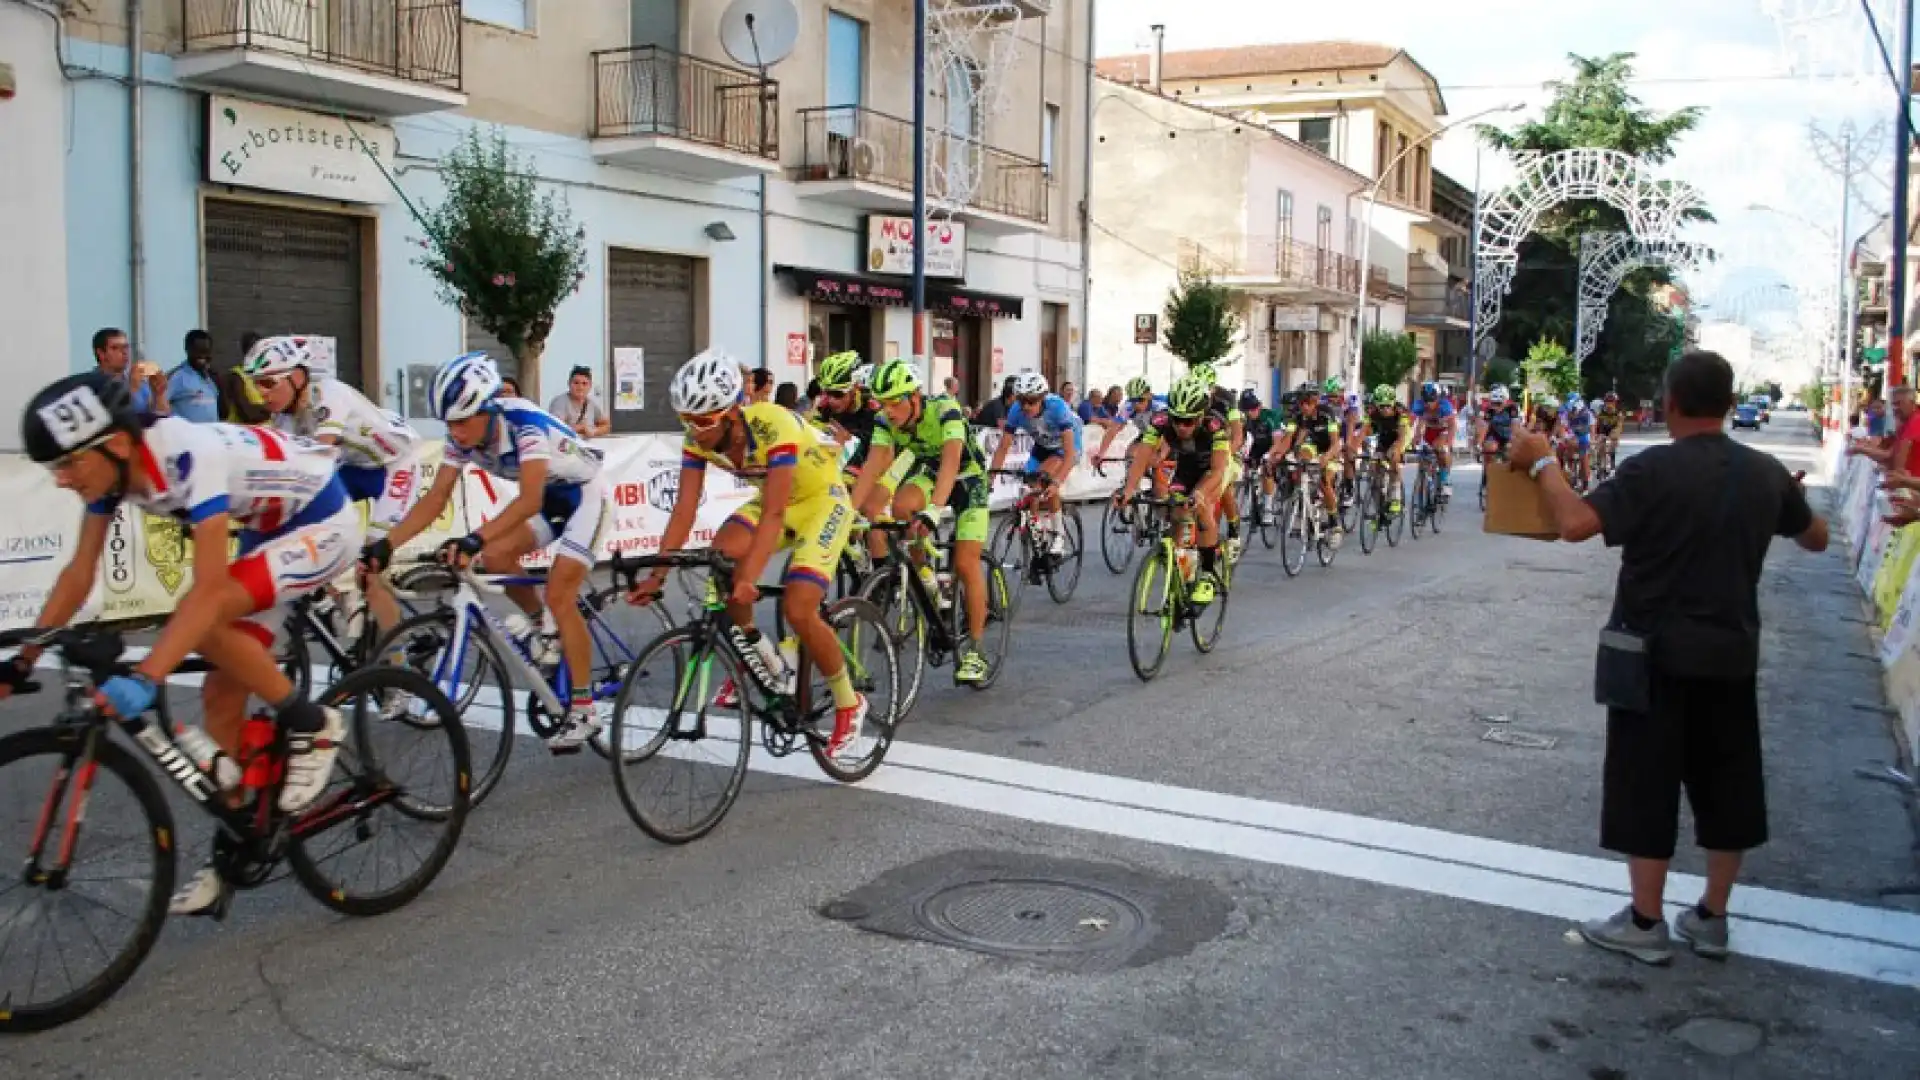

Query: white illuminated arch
left=1575, top=232, right=1715, bottom=368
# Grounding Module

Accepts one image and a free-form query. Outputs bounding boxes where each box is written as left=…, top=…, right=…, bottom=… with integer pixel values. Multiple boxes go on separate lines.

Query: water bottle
left=174, top=724, right=241, bottom=791
left=1176, top=548, right=1197, bottom=583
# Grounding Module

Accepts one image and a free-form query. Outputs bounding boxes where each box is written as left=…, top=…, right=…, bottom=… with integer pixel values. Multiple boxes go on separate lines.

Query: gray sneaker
left=1579, top=905, right=1674, bottom=966
left=1675, top=906, right=1730, bottom=959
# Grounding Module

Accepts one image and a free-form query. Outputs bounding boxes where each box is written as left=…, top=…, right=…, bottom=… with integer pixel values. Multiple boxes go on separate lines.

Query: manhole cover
left=916, top=879, right=1147, bottom=954
left=1674, top=1017, right=1764, bottom=1057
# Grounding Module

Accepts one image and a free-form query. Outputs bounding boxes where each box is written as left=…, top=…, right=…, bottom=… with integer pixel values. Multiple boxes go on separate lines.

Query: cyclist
left=1113, top=375, right=1228, bottom=604
left=988, top=371, right=1083, bottom=556
left=629, top=352, right=867, bottom=759
left=813, top=352, right=908, bottom=561
left=1362, top=384, right=1413, bottom=514
left=1528, top=394, right=1565, bottom=438
left=849, top=358, right=996, bottom=686
left=1594, top=390, right=1624, bottom=474
left=368, top=353, right=608, bottom=753
left=1563, top=391, right=1596, bottom=489
left=1241, top=387, right=1285, bottom=514
left=243, top=335, right=419, bottom=665
left=15, top=371, right=352, bottom=917
left=1194, top=364, right=1246, bottom=559
left=1095, top=375, right=1161, bottom=476
left=1480, top=385, right=1522, bottom=463
left=1328, top=377, right=1363, bottom=507
left=1409, top=382, right=1457, bottom=498
left=1269, top=381, right=1344, bottom=541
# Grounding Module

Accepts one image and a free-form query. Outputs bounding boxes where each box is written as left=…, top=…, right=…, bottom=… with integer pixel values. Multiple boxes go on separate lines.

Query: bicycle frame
left=425, top=567, right=642, bottom=722
left=870, top=524, right=965, bottom=658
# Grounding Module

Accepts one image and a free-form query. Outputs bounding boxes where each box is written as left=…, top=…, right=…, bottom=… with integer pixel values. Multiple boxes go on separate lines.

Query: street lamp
left=1349, top=102, right=1523, bottom=392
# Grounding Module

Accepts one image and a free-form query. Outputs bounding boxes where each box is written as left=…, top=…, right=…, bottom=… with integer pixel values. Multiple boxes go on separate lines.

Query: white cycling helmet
left=430, top=351, right=502, bottom=422
left=241, top=335, right=318, bottom=379
left=1012, top=371, right=1049, bottom=397
left=671, top=349, right=744, bottom=415
left=1488, top=386, right=1510, bottom=405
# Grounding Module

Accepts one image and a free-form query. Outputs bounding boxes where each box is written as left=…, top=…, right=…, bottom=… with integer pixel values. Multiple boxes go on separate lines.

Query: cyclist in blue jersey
left=1479, top=385, right=1522, bottom=461
left=367, top=353, right=609, bottom=752
left=989, top=371, right=1084, bottom=554
left=1409, top=382, right=1458, bottom=498
left=1562, top=391, right=1596, bottom=490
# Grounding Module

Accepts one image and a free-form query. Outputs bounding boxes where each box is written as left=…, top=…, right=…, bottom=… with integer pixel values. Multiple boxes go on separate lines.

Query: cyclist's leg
left=781, top=493, right=862, bottom=740
left=540, top=484, right=606, bottom=740
left=858, top=478, right=894, bottom=560
left=711, top=503, right=759, bottom=629
left=483, top=521, right=545, bottom=619
left=359, top=459, right=419, bottom=639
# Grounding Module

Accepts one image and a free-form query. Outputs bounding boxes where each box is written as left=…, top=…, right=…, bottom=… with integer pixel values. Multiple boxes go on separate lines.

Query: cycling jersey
left=1410, top=399, right=1456, bottom=430
left=1117, top=395, right=1168, bottom=437
left=815, top=398, right=879, bottom=471
left=1594, top=405, right=1622, bottom=432
left=1208, top=388, right=1245, bottom=429
left=1368, top=405, right=1411, bottom=446
left=1141, top=411, right=1228, bottom=465
left=1285, top=411, right=1341, bottom=457
left=1002, top=393, right=1084, bottom=456
left=873, top=394, right=988, bottom=478
left=1567, top=406, right=1594, bottom=436
left=274, top=377, right=416, bottom=471
left=681, top=402, right=843, bottom=505
left=443, top=398, right=604, bottom=487
left=1244, top=407, right=1283, bottom=451
left=1482, top=403, right=1521, bottom=442
left=87, top=417, right=342, bottom=531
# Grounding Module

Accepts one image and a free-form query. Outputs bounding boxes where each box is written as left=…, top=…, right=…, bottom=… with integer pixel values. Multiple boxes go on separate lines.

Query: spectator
left=91, top=326, right=168, bottom=415
left=499, top=376, right=523, bottom=399
left=749, top=368, right=775, bottom=404
left=1508, top=350, right=1828, bottom=966
left=224, top=331, right=270, bottom=424
left=1085, top=385, right=1125, bottom=429
left=775, top=381, right=800, bottom=410
left=975, top=376, right=1016, bottom=429
left=1851, top=385, right=1918, bottom=473
left=943, top=375, right=963, bottom=401
left=548, top=365, right=611, bottom=438
left=167, top=329, right=223, bottom=423
left=1060, top=381, right=1080, bottom=411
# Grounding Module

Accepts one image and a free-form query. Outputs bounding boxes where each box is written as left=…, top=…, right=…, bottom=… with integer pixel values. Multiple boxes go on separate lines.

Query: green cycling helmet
left=1189, top=363, right=1218, bottom=388
left=1125, top=376, right=1152, bottom=399
left=1370, top=384, right=1397, bottom=406
left=868, top=357, right=923, bottom=402
left=1166, top=376, right=1211, bottom=418
left=1322, top=377, right=1344, bottom=396
left=816, top=350, right=863, bottom=392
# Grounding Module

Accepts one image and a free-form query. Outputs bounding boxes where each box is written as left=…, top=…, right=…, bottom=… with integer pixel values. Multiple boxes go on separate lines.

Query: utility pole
left=1887, top=0, right=1913, bottom=388
left=911, top=0, right=928, bottom=357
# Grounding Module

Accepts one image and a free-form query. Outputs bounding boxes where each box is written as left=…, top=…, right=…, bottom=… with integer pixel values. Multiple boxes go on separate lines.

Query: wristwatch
left=1529, top=457, right=1557, bottom=481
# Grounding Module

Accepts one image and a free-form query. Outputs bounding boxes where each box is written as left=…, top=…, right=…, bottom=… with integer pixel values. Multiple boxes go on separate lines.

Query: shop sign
left=865, top=215, right=966, bottom=279
left=206, top=95, right=395, bottom=204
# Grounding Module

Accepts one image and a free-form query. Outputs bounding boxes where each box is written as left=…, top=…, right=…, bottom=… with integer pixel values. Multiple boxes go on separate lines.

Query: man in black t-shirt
left=1508, top=350, right=1828, bottom=969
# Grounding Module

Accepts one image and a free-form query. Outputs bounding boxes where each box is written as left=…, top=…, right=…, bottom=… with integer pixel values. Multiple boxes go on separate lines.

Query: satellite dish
left=720, top=0, right=798, bottom=70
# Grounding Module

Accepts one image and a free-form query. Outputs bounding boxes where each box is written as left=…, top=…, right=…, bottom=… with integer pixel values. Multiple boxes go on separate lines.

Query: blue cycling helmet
left=1420, top=381, right=1439, bottom=401
left=431, top=352, right=502, bottom=421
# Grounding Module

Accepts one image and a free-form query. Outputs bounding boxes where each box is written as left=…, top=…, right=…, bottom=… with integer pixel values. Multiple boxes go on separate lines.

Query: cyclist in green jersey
left=849, top=358, right=995, bottom=685
left=1190, top=363, right=1244, bottom=559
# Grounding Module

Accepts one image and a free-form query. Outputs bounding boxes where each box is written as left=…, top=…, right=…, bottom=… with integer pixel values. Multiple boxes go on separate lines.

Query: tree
left=1522, top=337, right=1580, bottom=398
left=1162, top=270, right=1241, bottom=369
left=1480, top=356, right=1521, bottom=390
left=1796, top=380, right=1828, bottom=415
left=1475, top=54, right=1710, bottom=407
left=415, top=127, right=588, bottom=399
left=1360, top=331, right=1419, bottom=392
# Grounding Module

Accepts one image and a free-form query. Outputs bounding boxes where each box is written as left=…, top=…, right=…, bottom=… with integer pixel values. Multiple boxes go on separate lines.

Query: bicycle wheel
left=1337, top=475, right=1359, bottom=534
left=1279, top=491, right=1309, bottom=577
left=288, top=667, right=471, bottom=917
left=801, top=598, right=899, bottom=783
left=1409, top=474, right=1429, bottom=539
left=609, top=626, right=752, bottom=844
left=1126, top=546, right=1175, bottom=681
left=375, top=610, right=516, bottom=807
left=1100, top=499, right=1135, bottom=574
left=0, top=728, right=174, bottom=1033
left=1358, top=483, right=1379, bottom=555
left=1431, top=477, right=1447, bottom=533
left=1255, top=485, right=1280, bottom=550
left=953, top=553, right=1014, bottom=689
left=588, top=599, right=678, bottom=762
left=988, top=515, right=1030, bottom=615
left=1479, top=469, right=1488, bottom=511
left=1046, top=507, right=1084, bottom=604
left=860, top=567, right=927, bottom=721
left=1189, top=567, right=1230, bottom=653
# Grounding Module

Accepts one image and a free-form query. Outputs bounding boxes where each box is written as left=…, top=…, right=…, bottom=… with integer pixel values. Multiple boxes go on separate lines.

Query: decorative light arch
left=1575, top=232, right=1716, bottom=367
left=1474, top=149, right=1708, bottom=353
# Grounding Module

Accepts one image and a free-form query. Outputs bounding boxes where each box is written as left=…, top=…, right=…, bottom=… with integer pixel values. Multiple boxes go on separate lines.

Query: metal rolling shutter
left=204, top=201, right=365, bottom=391
left=607, top=249, right=695, bottom=433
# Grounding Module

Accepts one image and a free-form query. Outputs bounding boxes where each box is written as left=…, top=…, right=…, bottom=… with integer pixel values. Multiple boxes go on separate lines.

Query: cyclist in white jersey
left=243, top=335, right=420, bottom=657
left=9, top=372, right=356, bottom=918
left=370, top=353, right=609, bottom=752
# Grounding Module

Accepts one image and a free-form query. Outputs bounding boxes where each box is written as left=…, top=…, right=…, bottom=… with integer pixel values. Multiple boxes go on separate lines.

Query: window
left=826, top=11, right=866, bottom=135
left=1277, top=190, right=1294, bottom=249
left=1043, top=103, right=1060, bottom=175
left=1316, top=205, right=1333, bottom=252
left=1375, top=123, right=1392, bottom=181
left=1395, top=133, right=1410, bottom=200
left=464, top=0, right=531, bottom=31
left=1347, top=217, right=1358, bottom=257
left=1298, top=117, right=1332, bottom=156
left=1414, top=147, right=1430, bottom=208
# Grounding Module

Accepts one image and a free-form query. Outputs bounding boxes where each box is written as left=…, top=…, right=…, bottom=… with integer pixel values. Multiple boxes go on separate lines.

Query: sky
left=1086, top=0, right=1908, bottom=367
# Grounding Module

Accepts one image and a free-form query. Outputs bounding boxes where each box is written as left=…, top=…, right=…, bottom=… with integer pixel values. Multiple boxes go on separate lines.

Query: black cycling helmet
left=23, top=371, right=141, bottom=464
left=1238, top=389, right=1260, bottom=410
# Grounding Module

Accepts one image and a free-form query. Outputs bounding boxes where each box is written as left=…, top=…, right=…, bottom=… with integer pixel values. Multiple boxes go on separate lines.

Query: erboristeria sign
left=206, top=95, right=394, bottom=204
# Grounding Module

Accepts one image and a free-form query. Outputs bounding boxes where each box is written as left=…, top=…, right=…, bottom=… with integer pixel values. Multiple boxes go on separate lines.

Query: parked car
left=1733, top=403, right=1762, bottom=430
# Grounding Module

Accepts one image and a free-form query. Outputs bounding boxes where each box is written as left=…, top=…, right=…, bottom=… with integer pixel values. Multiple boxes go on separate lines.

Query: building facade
left=0, top=0, right=1087, bottom=446
left=1086, top=78, right=1371, bottom=401
left=1411, top=167, right=1474, bottom=385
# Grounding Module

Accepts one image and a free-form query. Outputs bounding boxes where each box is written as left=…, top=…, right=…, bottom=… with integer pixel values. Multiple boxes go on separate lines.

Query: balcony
left=1367, top=263, right=1407, bottom=302
left=792, top=106, right=1048, bottom=233
left=940, top=0, right=1053, bottom=18
left=1178, top=237, right=1360, bottom=305
left=590, top=47, right=779, bottom=180
left=177, top=0, right=464, bottom=117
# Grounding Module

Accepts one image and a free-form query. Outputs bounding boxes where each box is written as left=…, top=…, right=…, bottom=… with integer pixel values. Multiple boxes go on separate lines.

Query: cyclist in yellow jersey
left=1594, top=390, right=1624, bottom=471
left=628, top=351, right=867, bottom=761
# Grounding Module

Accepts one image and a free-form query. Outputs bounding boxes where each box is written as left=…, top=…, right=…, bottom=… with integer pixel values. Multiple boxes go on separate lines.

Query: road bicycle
left=1097, top=455, right=1166, bottom=574
left=1355, top=450, right=1406, bottom=555
left=278, top=563, right=457, bottom=697
left=1410, top=445, right=1447, bottom=538
left=1592, top=436, right=1619, bottom=486
left=1236, top=455, right=1286, bottom=552
left=373, top=556, right=673, bottom=805
left=1124, top=493, right=1230, bottom=681
left=988, top=470, right=1084, bottom=605
left=0, top=625, right=469, bottom=1033
left=1278, top=459, right=1340, bottom=575
left=859, top=519, right=1015, bottom=715
left=603, top=549, right=899, bottom=845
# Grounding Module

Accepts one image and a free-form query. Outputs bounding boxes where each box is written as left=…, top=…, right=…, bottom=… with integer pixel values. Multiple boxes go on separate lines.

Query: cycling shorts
left=1482, top=428, right=1513, bottom=448
left=1421, top=425, right=1450, bottom=446
left=230, top=481, right=362, bottom=651
left=339, top=457, right=421, bottom=535
left=1575, top=434, right=1592, bottom=453
left=527, top=482, right=608, bottom=568
left=1024, top=443, right=1067, bottom=476
left=904, top=469, right=991, bottom=544
left=725, top=488, right=855, bottom=593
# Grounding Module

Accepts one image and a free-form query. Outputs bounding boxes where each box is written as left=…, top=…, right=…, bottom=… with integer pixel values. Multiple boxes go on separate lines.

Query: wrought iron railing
left=181, top=0, right=461, bottom=90
left=1368, top=263, right=1406, bottom=300
left=592, top=46, right=778, bottom=159
left=794, top=105, right=1049, bottom=224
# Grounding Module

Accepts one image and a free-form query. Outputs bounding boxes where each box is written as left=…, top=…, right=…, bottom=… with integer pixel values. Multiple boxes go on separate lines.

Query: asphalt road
left=4, top=411, right=1917, bottom=1079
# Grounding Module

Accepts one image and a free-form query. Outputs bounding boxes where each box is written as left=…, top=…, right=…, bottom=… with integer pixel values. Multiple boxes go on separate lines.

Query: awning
left=775, top=266, right=1024, bottom=320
